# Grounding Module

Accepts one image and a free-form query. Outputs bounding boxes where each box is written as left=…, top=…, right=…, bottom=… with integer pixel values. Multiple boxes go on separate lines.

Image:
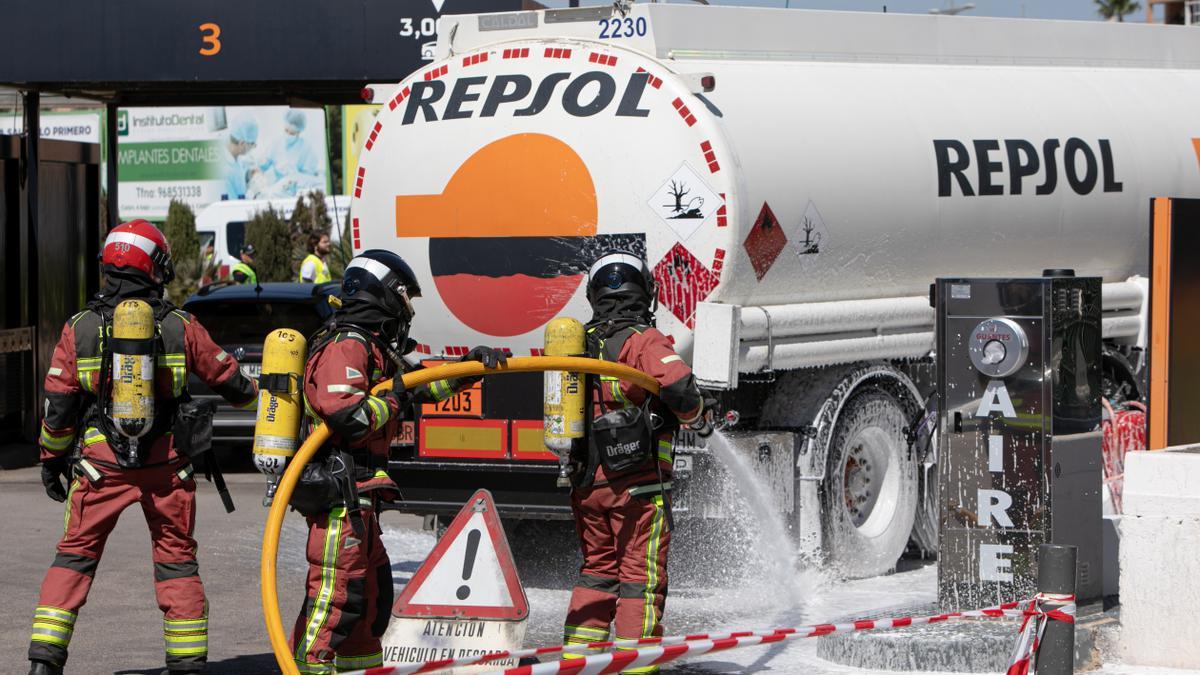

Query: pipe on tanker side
left=1104, top=280, right=1145, bottom=311
left=1102, top=315, right=1141, bottom=340
left=696, top=278, right=1146, bottom=385
left=737, top=280, right=1142, bottom=343
left=738, top=331, right=935, bottom=372
left=738, top=296, right=934, bottom=341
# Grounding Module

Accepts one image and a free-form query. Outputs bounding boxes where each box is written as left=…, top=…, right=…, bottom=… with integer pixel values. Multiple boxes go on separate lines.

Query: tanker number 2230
left=598, top=16, right=647, bottom=39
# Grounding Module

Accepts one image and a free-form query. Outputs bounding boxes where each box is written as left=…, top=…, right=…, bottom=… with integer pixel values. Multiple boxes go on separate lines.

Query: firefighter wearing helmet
left=288, top=249, right=508, bottom=673
left=27, top=221, right=259, bottom=675
left=561, top=251, right=711, bottom=673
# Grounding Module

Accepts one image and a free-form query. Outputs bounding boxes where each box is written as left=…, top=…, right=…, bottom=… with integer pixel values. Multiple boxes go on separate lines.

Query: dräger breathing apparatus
left=105, top=299, right=158, bottom=466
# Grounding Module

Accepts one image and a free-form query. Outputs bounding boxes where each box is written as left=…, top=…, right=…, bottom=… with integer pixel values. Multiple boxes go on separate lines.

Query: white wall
left=1120, top=446, right=1200, bottom=667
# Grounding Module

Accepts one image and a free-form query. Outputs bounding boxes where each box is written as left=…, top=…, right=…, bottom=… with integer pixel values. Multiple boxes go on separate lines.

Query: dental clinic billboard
left=116, top=106, right=330, bottom=220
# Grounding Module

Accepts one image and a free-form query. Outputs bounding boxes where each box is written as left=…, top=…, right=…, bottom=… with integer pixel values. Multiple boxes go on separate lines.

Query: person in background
left=231, top=244, right=257, bottom=285
left=220, top=117, right=258, bottom=201
left=260, top=109, right=323, bottom=197
left=199, top=241, right=217, bottom=286
left=299, top=233, right=332, bottom=283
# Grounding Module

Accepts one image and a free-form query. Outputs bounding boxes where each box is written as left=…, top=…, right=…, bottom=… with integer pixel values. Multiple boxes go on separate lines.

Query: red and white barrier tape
left=341, top=600, right=1027, bottom=675
left=1007, top=593, right=1077, bottom=675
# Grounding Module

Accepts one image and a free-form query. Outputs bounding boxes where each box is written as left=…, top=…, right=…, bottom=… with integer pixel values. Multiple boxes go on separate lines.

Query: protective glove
left=461, top=346, right=510, bottom=369
left=688, top=412, right=715, bottom=439
left=687, top=391, right=719, bottom=438
left=382, top=370, right=413, bottom=409
left=41, top=455, right=72, bottom=503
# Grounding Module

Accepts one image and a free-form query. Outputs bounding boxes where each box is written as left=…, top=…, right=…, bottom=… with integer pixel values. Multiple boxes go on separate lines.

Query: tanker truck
left=351, top=3, right=1199, bottom=577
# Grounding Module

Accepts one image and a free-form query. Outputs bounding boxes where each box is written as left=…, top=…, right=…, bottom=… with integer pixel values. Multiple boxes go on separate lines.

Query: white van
left=195, top=195, right=351, bottom=280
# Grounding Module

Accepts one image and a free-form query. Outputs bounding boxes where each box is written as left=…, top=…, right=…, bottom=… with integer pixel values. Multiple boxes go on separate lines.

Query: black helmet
left=342, top=249, right=421, bottom=323
left=586, top=250, right=656, bottom=305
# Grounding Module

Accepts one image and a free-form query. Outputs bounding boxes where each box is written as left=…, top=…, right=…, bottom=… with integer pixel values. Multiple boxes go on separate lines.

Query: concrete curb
left=815, top=603, right=1114, bottom=672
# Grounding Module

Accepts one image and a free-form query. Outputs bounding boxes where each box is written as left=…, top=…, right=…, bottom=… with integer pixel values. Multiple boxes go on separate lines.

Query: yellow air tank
left=110, top=299, right=156, bottom=464
left=544, top=318, right=586, bottom=470
left=253, top=328, right=307, bottom=505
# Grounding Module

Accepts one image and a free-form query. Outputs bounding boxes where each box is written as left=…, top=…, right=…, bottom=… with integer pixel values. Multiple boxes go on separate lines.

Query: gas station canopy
left=0, top=0, right=529, bottom=105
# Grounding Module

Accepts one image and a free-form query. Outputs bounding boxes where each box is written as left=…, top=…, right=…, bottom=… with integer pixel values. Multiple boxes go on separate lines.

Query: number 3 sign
left=198, top=22, right=221, bottom=56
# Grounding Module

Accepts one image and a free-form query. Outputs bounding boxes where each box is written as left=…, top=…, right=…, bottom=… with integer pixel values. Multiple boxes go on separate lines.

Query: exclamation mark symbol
left=456, top=529, right=481, bottom=600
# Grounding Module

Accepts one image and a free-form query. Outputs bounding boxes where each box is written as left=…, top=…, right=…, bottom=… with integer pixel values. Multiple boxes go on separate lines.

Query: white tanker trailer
left=352, top=3, right=1200, bottom=577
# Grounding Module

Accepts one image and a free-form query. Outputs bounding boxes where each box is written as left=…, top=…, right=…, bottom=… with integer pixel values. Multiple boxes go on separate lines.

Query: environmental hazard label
left=647, top=163, right=722, bottom=241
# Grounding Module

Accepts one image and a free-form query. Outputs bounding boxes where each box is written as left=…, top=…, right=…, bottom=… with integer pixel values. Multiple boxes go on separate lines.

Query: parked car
left=183, top=282, right=340, bottom=448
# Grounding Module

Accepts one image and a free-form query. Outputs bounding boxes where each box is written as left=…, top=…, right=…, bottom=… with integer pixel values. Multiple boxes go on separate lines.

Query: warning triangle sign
left=393, top=489, right=529, bottom=621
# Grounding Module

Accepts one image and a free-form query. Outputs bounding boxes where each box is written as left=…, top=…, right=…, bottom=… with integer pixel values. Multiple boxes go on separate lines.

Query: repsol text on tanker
left=934, top=138, right=1122, bottom=197
left=402, top=71, right=653, bottom=124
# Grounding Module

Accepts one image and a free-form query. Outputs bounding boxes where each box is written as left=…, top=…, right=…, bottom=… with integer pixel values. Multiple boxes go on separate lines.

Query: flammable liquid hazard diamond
left=744, top=202, right=788, bottom=281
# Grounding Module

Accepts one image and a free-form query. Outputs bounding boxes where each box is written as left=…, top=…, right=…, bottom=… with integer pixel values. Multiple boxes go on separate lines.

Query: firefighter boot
left=28, top=660, right=64, bottom=675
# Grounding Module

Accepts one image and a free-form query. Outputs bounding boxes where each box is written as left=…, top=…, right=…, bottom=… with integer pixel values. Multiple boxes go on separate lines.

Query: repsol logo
left=265, top=396, right=280, bottom=423
left=933, top=138, right=1123, bottom=197
left=402, top=71, right=652, bottom=125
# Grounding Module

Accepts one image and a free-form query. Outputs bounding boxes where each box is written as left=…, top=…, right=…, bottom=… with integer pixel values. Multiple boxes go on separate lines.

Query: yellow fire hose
left=261, top=356, right=662, bottom=674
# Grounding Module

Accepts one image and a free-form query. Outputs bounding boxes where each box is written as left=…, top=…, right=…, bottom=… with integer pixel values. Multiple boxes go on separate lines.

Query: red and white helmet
left=102, top=220, right=174, bottom=284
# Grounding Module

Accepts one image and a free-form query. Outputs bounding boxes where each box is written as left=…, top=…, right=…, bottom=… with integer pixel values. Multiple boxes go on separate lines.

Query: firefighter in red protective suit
left=562, top=251, right=712, bottom=674
left=289, top=249, right=508, bottom=674
left=27, top=220, right=259, bottom=675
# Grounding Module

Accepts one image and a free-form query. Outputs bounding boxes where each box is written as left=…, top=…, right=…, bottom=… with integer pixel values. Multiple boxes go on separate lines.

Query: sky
left=537, top=1, right=1136, bottom=22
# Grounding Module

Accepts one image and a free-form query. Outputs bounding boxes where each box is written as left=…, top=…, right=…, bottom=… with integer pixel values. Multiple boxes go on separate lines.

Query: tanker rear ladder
left=693, top=278, right=1145, bottom=387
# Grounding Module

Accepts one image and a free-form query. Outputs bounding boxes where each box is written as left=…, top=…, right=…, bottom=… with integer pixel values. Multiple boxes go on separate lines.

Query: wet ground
left=2, top=465, right=1197, bottom=674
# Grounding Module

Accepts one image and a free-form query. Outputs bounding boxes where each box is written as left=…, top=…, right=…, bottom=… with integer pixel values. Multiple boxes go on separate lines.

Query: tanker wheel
left=820, top=389, right=918, bottom=578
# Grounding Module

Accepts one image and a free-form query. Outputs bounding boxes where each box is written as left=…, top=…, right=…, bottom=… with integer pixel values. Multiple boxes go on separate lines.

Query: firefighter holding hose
left=562, top=251, right=712, bottom=674
left=27, top=220, right=259, bottom=675
left=288, top=250, right=507, bottom=674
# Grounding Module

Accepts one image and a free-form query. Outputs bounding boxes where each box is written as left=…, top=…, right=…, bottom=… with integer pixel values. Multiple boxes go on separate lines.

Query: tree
left=328, top=208, right=354, bottom=280
left=1095, top=0, right=1141, bottom=21
left=163, top=200, right=201, bottom=303
left=244, top=205, right=292, bottom=282
left=326, top=105, right=343, bottom=195
left=665, top=180, right=689, bottom=212
left=99, top=188, right=108, bottom=234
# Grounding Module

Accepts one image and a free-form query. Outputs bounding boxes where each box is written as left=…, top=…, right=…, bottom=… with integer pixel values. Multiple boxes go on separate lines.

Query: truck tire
left=821, top=389, right=918, bottom=578
left=910, top=459, right=940, bottom=556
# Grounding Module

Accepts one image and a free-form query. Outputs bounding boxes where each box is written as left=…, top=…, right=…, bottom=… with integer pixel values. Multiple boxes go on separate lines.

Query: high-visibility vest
left=299, top=253, right=331, bottom=283
left=232, top=262, right=257, bottom=285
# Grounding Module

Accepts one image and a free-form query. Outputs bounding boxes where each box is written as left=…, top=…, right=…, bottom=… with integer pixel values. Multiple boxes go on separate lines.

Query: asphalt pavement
left=0, top=463, right=423, bottom=675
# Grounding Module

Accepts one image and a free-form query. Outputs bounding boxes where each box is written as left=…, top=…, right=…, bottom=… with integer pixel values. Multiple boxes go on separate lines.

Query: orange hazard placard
left=393, top=489, right=528, bottom=621
left=418, top=360, right=484, bottom=418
